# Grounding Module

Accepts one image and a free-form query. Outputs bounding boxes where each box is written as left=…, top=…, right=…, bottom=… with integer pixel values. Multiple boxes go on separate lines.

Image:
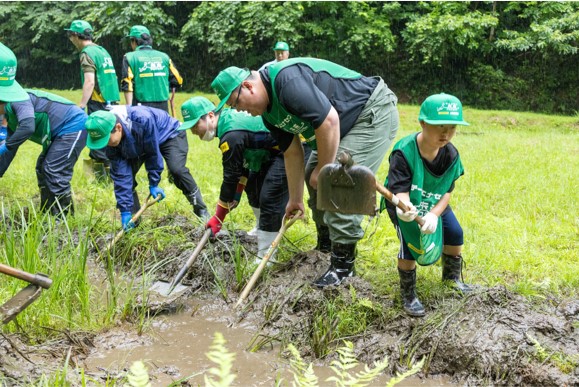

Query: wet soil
left=1, top=216, right=578, bottom=385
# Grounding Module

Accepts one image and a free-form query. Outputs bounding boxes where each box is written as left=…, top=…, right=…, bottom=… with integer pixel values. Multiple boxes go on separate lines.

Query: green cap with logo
left=0, top=43, right=28, bottom=102
left=85, top=110, right=117, bottom=149
left=126, top=25, right=151, bottom=39
left=273, top=41, right=289, bottom=51
left=64, top=20, right=93, bottom=34
left=178, top=97, right=215, bottom=131
left=211, top=67, right=250, bottom=112
left=418, top=93, right=469, bottom=126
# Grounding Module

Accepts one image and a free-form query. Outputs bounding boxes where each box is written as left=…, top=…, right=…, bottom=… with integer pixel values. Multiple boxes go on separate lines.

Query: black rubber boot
left=315, top=224, right=331, bottom=253
left=186, top=189, right=210, bottom=220
left=39, top=186, right=54, bottom=213
left=398, top=268, right=425, bottom=317
left=93, top=162, right=111, bottom=184
left=313, top=242, right=356, bottom=288
left=132, top=190, right=142, bottom=227
left=442, top=254, right=472, bottom=294
left=51, top=193, right=74, bottom=217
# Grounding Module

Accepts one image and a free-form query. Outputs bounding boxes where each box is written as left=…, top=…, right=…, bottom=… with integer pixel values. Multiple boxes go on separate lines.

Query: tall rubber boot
left=247, top=207, right=260, bottom=236
left=315, top=224, right=331, bottom=253
left=52, top=193, right=74, bottom=218
left=313, top=242, right=356, bottom=287
left=442, top=254, right=472, bottom=294
left=398, top=268, right=425, bottom=317
left=132, top=191, right=142, bottom=227
left=186, top=188, right=210, bottom=220
left=256, top=229, right=278, bottom=265
left=93, top=162, right=110, bottom=184
left=39, top=186, right=54, bottom=213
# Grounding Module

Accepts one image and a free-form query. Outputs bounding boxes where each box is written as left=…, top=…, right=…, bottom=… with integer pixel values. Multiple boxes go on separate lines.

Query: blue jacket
left=106, top=105, right=180, bottom=213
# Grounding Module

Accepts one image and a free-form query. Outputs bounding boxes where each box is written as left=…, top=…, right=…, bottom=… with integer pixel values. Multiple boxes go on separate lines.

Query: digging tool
left=169, top=87, right=176, bottom=118
left=104, top=194, right=161, bottom=255
left=318, top=152, right=424, bottom=226
left=150, top=228, right=212, bottom=297
left=235, top=211, right=302, bottom=308
left=0, top=263, right=53, bottom=324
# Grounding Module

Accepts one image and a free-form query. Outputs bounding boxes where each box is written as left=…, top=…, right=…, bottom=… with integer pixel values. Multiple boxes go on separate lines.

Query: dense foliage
left=1, top=1, right=577, bottom=114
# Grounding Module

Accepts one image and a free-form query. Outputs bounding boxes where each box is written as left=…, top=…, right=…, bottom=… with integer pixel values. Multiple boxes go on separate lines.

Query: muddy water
left=83, top=297, right=454, bottom=386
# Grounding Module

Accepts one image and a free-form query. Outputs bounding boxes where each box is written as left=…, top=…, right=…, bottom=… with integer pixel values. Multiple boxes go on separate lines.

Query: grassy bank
left=0, top=89, right=577, bottom=338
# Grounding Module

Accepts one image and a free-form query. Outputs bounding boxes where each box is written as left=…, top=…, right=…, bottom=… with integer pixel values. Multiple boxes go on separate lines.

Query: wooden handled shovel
left=375, top=182, right=425, bottom=227
left=104, top=194, right=162, bottom=255
left=0, top=263, right=53, bottom=324
left=235, top=210, right=302, bottom=308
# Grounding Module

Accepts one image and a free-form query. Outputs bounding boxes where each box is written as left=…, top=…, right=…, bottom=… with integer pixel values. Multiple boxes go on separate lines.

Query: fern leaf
left=204, top=332, right=236, bottom=387
left=125, top=361, right=151, bottom=387
left=386, top=357, right=425, bottom=387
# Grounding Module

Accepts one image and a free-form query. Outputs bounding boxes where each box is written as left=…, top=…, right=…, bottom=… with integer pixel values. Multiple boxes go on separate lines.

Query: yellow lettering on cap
left=220, top=142, right=230, bottom=153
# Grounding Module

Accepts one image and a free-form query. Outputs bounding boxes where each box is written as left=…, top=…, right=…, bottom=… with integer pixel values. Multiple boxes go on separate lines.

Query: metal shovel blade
left=149, top=280, right=190, bottom=297
left=0, top=284, right=42, bottom=324
left=317, top=153, right=377, bottom=216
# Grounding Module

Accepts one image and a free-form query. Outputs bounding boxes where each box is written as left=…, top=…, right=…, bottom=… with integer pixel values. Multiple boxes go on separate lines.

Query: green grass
left=0, top=89, right=577, bottom=340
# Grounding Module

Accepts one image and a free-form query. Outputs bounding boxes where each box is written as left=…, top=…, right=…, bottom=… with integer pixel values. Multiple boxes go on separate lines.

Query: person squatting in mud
left=211, top=58, right=399, bottom=287
left=0, top=43, right=87, bottom=218
left=178, top=96, right=311, bottom=264
left=382, top=93, right=473, bottom=317
left=84, top=105, right=210, bottom=231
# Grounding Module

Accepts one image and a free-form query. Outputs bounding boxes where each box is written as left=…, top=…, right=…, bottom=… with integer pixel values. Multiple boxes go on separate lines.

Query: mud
left=1, top=218, right=578, bottom=385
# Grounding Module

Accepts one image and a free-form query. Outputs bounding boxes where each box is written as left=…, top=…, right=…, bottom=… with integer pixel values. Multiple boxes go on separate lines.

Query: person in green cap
left=381, top=93, right=472, bottom=317
left=0, top=41, right=87, bottom=217
left=121, top=25, right=183, bottom=115
left=211, top=58, right=399, bottom=288
left=84, top=105, right=209, bottom=231
left=179, top=97, right=309, bottom=263
left=258, top=41, right=290, bottom=71
left=65, top=19, right=121, bottom=181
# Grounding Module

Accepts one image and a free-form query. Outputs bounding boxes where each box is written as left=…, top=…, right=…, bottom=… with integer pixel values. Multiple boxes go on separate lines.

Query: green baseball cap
left=126, top=25, right=151, bottom=39
left=85, top=110, right=117, bottom=149
left=273, top=41, right=289, bottom=51
left=211, top=67, right=250, bottom=112
left=418, top=93, right=470, bottom=126
left=0, top=43, right=28, bottom=102
left=64, top=20, right=93, bottom=34
left=178, top=97, right=215, bottom=131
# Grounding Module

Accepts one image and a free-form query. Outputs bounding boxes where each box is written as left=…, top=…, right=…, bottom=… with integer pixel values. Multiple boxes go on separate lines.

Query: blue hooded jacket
left=106, top=105, right=180, bottom=213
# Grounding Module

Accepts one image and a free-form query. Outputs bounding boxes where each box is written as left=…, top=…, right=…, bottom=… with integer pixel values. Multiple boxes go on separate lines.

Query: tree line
left=1, top=1, right=577, bottom=114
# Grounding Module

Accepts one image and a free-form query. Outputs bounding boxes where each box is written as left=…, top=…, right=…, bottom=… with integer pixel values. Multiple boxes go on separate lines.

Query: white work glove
left=396, top=202, right=418, bottom=222
left=420, top=212, right=439, bottom=234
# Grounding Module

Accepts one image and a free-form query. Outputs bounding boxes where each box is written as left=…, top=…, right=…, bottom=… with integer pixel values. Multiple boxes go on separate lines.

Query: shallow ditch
left=1, top=215, right=578, bottom=385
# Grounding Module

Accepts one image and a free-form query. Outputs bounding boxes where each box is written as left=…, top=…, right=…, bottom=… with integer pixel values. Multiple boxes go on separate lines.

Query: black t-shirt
left=260, top=64, right=378, bottom=151
left=218, top=129, right=280, bottom=202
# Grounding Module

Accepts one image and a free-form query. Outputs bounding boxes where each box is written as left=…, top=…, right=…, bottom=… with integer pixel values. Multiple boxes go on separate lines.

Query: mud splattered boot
left=442, top=254, right=472, bottom=294
left=186, top=188, right=210, bottom=220
left=52, top=193, right=74, bottom=218
left=313, top=242, right=356, bottom=287
left=247, top=207, right=260, bottom=236
left=315, top=224, right=331, bottom=253
left=256, top=229, right=278, bottom=265
left=39, top=186, right=54, bottom=213
left=398, top=268, right=425, bottom=317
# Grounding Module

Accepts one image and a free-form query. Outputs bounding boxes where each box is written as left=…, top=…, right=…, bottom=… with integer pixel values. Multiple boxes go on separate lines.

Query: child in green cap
left=382, top=93, right=473, bottom=317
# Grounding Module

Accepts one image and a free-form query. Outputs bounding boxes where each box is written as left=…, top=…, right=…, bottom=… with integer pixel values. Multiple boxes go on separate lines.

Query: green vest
left=5, top=90, right=74, bottom=153
left=264, top=58, right=362, bottom=150
left=126, top=46, right=170, bottom=102
left=217, top=109, right=272, bottom=172
left=81, top=45, right=120, bottom=102
left=382, top=134, right=464, bottom=265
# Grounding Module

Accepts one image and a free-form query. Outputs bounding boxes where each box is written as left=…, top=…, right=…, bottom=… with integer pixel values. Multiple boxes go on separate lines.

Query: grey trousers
left=306, top=78, right=399, bottom=244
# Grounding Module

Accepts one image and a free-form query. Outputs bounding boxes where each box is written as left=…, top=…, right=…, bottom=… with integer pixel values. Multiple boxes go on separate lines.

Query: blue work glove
left=121, top=211, right=136, bottom=232
left=149, top=186, right=165, bottom=201
left=0, top=144, right=7, bottom=157
left=0, top=126, right=7, bottom=143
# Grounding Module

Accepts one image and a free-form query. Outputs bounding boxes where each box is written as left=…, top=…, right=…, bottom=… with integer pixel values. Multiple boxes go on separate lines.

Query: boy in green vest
left=121, top=25, right=183, bottom=114
left=66, top=20, right=120, bottom=181
left=211, top=59, right=399, bottom=287
left=383, top=93, right=472, bottom=317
